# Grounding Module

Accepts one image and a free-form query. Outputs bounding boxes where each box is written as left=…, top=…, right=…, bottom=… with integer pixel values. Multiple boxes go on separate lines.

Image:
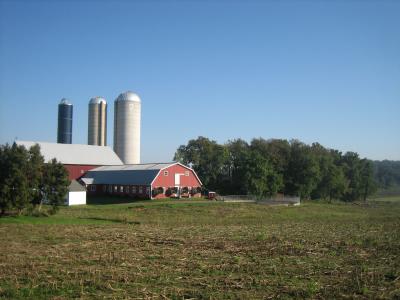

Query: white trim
left=175, top=173, right=184, bottom=185
left=175, top=162, right=203, bottom=186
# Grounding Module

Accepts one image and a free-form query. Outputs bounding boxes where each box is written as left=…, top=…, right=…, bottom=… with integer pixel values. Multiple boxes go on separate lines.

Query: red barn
left=16, top=141, right=123, bottom=180
left=82, top=162, right=202, bottom=199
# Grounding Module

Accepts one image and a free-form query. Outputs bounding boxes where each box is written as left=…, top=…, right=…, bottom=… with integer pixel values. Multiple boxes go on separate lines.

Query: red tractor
left=207, top=191, right=217, bottom=200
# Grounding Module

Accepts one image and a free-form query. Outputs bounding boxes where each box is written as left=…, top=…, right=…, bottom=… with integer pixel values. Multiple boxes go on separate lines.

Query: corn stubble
left=0, top=199, right=399, bottom=299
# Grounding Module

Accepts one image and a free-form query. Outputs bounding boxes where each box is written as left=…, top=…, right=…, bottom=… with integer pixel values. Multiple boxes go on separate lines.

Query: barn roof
left=92, top=162, right=173, bottom=171
left=81, top=162, right=202, bottom=186
left=69, top=180, right=86, bottom=192
left=16, top=141, right=123, bottom=166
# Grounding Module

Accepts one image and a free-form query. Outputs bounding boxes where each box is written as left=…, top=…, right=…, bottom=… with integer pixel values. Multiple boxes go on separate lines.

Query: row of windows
left=89, top=185, right=200, bottom=194
left=90, top=185, right=149, bottom=194
left=163, top=170, right=190, bottom=176
left=153, top=186, right=198, bottom=192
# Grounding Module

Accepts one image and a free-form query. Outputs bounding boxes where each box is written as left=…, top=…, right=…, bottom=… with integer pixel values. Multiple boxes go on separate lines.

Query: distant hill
left=373, top=160, right=400, bottom=195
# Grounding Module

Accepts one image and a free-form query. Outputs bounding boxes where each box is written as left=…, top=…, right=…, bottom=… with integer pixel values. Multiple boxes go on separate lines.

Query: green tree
left=0, top=143, right=69, bottom=215
left=310, top=143, right=347, bottom=200
left=284, top=140, right=320, bottom=199
left=174, top=136, right=228, bottom=192
left=41, top=159, right=70, bottom=213
left=250, top=138, right=291, bottom=175
left=359, top=159, right=377, bottom=201
left=326, top=165, right=347, bottom=201
left=341, top=152, right=363, bottom=201
left=9, top=169, right=30, bottom=214
left=225, top=139, right=250, bottom=194
left=173, top=136, right=378, bottom=201
left=373, top=160, right=400, bottom=191
left=244, top=151, right=283, bottom=199
left=7, top=143, right=31, bottom=214
left=0, top=144, right=13, bottom=215
left=26, top=144, right=45, bottom=206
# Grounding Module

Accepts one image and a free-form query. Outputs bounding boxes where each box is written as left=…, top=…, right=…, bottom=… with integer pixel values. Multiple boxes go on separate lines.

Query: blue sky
left=0, top=0, right=399, bottom=162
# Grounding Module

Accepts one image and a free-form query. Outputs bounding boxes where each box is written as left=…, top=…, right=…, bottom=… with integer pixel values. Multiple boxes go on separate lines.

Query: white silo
left=88, top=97, right=107, bottom=146
left=113, top=91, right=141, bottom=164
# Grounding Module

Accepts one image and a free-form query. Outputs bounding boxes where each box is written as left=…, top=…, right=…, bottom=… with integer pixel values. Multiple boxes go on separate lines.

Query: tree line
left=174, top=137, right=377, bottom=201
left=373, top=160, right=400, bottom=195
left=0, top=143, right=69, bottom=216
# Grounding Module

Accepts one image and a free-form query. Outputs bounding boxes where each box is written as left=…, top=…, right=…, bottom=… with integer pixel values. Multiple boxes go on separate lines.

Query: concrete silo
left=113, top=91, right=141, bottom=164
left=88, top=97, right=107, bottom=146
left=57, top=98, right=73, bottom=144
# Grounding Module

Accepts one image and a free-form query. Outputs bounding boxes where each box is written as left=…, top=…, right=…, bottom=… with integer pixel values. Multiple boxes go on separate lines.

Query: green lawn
left=1, top=197, right=399, bottom=299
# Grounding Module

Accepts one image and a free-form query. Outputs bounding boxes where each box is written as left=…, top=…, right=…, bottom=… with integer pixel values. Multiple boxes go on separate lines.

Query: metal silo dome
left=88, top=97, right=107, bottom=146
left=89, top=96, right=107, bottom=105
left=116, top=91, right=141, bottom=102
left=60, top=98, right=72, bottom=105
left=114, top=91, right=141, bottom=164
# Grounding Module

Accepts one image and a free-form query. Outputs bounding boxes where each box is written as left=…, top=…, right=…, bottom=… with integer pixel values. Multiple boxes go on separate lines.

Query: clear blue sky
left=0, top=0, right=399, bottom=162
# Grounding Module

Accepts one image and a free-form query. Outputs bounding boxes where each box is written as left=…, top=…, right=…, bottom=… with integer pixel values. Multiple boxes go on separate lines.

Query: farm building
left=14, top=141, right=203, bottom=202
left=16, top=141, right=123, bottom=180
left=81, top=162, right=202, bottom=199
left=16, top=141, right=123, bottom=206
left=67, top=180, right=87, bottom=205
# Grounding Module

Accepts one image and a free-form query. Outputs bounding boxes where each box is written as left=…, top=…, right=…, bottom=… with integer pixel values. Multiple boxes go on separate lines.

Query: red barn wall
left=64, top=164, right=99, bottom=180
left=85, top=163, right=202, bottom=200
left=152, top=164, right=202, bottom=188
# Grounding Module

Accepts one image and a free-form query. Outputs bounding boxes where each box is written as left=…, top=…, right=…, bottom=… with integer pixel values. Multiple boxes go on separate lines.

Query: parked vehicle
left=207, top=191, right=216, bottom=200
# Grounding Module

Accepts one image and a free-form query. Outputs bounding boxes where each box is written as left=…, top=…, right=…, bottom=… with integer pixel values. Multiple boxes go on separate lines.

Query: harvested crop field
left=1, top=197, right=400, bottom=299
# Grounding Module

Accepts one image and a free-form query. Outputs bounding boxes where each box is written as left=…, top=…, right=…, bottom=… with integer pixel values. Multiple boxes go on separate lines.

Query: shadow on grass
left=79, top=217, right=140, bottom=225
left=86, top=196, right=152, bottom=205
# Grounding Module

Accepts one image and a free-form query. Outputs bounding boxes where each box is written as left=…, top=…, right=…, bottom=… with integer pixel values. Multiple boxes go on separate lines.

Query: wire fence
left=216, top=195, right=300, bottom=205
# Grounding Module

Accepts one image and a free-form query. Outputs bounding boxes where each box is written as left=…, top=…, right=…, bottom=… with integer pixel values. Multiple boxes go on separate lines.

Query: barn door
left=174, top=173, right=184, bottom=185
left=175, top=173, right=184, bottom=198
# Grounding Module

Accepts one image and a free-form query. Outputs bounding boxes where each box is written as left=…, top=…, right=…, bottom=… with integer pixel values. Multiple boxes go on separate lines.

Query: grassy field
left=0, top=197, right=399, bottom=299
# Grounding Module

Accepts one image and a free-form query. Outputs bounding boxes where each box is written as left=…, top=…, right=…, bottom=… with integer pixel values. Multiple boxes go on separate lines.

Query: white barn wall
left=67, top=191, right=86, bottom=205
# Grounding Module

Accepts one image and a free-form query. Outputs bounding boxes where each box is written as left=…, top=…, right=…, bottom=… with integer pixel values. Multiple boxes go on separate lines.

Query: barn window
left=90, top=185, right=96, bottom=191
left=146, top=187, right=150, bottom=195
left=114, top=186, right=118, bottom=192
left=131, top=186, right=137, bottom=193
left=81, top=169, right=84, bottom=174
left=103, top=185, right=107, bottom=192
left=164, top=171, right=169, bottom=176
left=139, top=186, right=143, bottom=194
left=120, top=186, right=124, bottom=193
left=185, top=171, right=189, bottom=176
left=109, top=185, right=113, bottom=193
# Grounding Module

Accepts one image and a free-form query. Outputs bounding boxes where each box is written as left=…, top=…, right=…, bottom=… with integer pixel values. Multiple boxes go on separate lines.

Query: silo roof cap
left=60, top=98, right=72, bottom=105
left=89, top=97, right=107, bottom=104
left=116, top=91, right=141, bottom=102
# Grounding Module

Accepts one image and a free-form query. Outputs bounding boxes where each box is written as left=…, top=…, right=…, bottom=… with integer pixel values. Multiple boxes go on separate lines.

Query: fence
left=216, top=195, right=300, bottom=206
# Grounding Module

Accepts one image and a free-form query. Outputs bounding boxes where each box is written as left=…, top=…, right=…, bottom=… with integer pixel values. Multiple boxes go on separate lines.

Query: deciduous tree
left=41, top=158, right=69, bottom=213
